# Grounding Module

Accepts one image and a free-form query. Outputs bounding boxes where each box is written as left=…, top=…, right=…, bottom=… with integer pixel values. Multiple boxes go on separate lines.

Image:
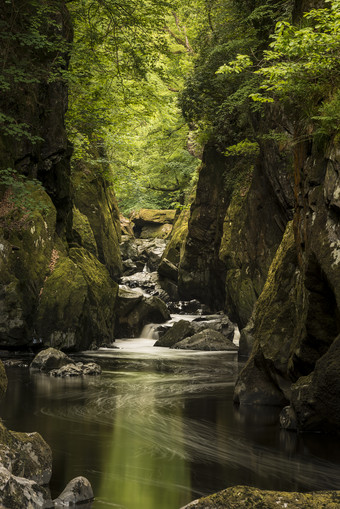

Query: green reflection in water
left=97, top=372, right=191, bottom=509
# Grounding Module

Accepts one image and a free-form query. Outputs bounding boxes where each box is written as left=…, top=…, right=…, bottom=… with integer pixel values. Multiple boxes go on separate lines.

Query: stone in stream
left=30, top=348, right=101, bottom=377
left=53, top=476, right=94, bottom=506
left=180, top=485, right=340, bottom=508
left=30, top=347, right=73, bottom=372
left=154, top=314, right=236, bottom=348
left=172, top=329, right=238, bottom=351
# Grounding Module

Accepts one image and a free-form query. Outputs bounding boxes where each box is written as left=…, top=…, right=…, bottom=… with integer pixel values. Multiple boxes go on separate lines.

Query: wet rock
left=53, top=476, right=94, bottom=506
left=3, top=359, right=29, bottom=368
left=116, top=294, right=170, bottom=338
left=280, top=405, right=297, bottom=430
left=289, top=334, right=340, bottom=433
left=30, top=348, right=73, bottom=372
left=0, top=421, right=52, bottom=486
left=155, top=320, right=194, bottom=347
left=172, top=329, right=238, bottom=351
left=155, top=315, right=236, bottom=348
left=117, top=287, right=144, bottom=316
left=50, top=362, right=101, bottom=377
left=167, top=300, right=201, bottom=314
left=0, top=466, right=53, bottom=509
left=157, top=258, right=178, bottom=282
left=37, top=248, right=118, bottom=351
left=180, top=485, right=340, bottom=508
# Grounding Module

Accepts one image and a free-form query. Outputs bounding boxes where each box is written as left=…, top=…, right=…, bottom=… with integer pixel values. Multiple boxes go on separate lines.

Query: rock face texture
left=234, top=142, right=340, bottom=432
left=0, top=0, right=121, bottom=351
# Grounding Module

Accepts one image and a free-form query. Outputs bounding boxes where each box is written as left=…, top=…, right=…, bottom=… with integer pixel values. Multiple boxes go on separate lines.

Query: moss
left=162, top=209, right=190, bottom=266
left=0, top=185, right=57, bottom=345
left=0, top=421, right=52, bottom=485
left=72, top=206, right=98, bottom=256
left=183, top=485, right=340, bottom=508
left=72, top=161, right=122, bottom=279
left=37, top=247, right=118, bottom=350
left=0, top=361, right=7, bottom=399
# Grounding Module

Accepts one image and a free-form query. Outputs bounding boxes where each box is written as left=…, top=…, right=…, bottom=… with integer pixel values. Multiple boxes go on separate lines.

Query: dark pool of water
left=0, top=340, right=340, bottom=509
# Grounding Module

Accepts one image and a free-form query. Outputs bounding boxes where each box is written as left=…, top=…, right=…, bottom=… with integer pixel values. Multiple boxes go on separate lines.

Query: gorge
left=1, top=0, right=340, bottom=507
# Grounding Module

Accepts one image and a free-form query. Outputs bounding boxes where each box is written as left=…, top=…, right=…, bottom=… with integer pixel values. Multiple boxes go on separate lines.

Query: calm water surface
left=1, top=338, right=340, bottom=509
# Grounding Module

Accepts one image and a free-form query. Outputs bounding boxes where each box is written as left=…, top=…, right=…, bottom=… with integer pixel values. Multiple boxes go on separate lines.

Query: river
left=0, top=338, right=340, bottom=508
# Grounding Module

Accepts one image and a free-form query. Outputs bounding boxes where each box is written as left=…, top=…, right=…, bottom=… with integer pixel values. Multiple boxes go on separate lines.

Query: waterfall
left=140, top=324, right=159, bottom=339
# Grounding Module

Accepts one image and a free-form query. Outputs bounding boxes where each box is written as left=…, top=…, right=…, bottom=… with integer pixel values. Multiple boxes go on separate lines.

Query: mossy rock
left=0, top=361, right=7, bottom=399
left=0, top=421, right=52, bottom=485
left=234, top=222, right=297, bottom=405
left=289, top=334, right=340, bottom=433
left=181, top=485, right=340, bottom=508
left=131, top=209, right=176, bottom=226
left=71, top=206, right=98, bottom=256
left=72, top=161, right=122, bottom=280
left=0, top=185, right=57, bottom=346
left=37, top=247, right=118, bottom=350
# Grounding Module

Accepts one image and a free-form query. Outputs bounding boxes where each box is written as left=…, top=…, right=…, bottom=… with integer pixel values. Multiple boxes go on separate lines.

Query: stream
left=1, top=334, right=340, bottom=509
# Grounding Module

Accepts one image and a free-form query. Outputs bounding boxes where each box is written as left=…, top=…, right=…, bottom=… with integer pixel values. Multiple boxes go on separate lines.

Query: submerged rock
left=181, top=485, right=340, bottom=508
left=172, top=329, right=238, bottom=351
left=53, top=476, right=94, bottom=506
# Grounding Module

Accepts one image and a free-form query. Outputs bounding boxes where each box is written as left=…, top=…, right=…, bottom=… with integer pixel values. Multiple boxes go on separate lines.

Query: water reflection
left=0, top=346, right=340, bottom=509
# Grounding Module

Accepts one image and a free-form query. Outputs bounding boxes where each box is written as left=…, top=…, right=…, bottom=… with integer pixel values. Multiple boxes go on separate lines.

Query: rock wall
left=235, top=141, right=340, bottom=433
left=0, top=1, right=121, bottom=351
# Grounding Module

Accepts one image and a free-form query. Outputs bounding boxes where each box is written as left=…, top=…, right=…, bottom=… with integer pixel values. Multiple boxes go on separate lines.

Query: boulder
left=30, top=348, right=72, bottom=372
left=53, top=476, right=94, bottom=506
left=0, top=466, right=53, bottom=509
left=286, top=334, right=340, bottom=433
left=172, top=329, right=238, bottom=351
left=50, top=362, right=101, bottom=377
left=116, top=287, right=144, bottom=317
left=0, top=421, right=52, bottom=486
left=116, top=295, right=171, bottom=338
left=158, top=258, right=178, bottom=282
left=154, top=320, right=195, bottom=347
left=120, top=214, right=134, bottom=236
left=181, top=485, right=340, bottom=509
left=131, top=209, right=176, bottom=238
left=155, top=314, right=236, bottom=348
left=37, top=248, right=118, bottom=350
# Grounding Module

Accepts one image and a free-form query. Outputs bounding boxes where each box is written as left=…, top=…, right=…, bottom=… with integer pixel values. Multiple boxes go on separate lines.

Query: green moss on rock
left=0, top=185, right=57, bottom=346
left=37, top=247, right=118, bottom=350
left=72, top=206, right=98, bottom=256
left=182, top=485, right=340, bottom=508
left=0, top=361, right=7, bottom=399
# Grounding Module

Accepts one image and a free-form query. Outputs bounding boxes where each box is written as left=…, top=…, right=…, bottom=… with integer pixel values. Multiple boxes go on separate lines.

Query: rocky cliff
left=0, top=0, right=121, bottom=351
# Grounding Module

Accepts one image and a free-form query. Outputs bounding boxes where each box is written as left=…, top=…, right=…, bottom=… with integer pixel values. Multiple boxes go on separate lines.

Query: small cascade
left=140, top=324, right=159, bottom=340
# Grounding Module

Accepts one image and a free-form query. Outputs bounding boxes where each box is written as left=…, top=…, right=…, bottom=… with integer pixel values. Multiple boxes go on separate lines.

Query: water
left=0, top=340, right=340, bottom=509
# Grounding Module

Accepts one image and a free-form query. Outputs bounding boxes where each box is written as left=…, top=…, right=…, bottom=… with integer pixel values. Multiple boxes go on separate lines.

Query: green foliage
left=66, top=0, right=201, bottom=213
left=0, top=0, right=69, bottom=143
left=251, top=0, right=340, bottom=135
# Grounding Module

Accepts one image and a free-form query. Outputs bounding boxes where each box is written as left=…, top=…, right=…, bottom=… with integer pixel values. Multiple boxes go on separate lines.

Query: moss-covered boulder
left=71, top=206, right=98, bottom=257
left=72, top=160, right=122, bottom=280
left=0, top=421, right=52, bottom=485
left=154, top=319, right=194, bottom=347
left=234, top=222, right=298, bottom=406
left=0, top=186, right=57, bottom=347
left=37, top=247, right=118, bottom=350
left=131, top=209, right=176, bottom=238
left=181, top=485, right=340, bottom=509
